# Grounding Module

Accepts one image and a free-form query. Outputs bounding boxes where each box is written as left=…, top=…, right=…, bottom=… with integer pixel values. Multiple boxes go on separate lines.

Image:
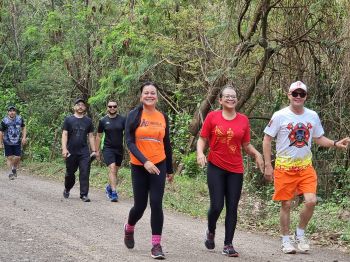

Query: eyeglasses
left=222, top=95, right=237, bottom=100
left=291, top=91, right=307, bottom=98
left=108, top=105, right=117, bottom=108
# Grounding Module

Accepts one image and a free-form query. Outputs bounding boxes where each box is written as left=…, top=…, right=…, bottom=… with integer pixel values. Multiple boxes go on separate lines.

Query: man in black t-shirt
left=61, top=98, right=96, bottom=202
left=96, top=100, right=126, bottom=202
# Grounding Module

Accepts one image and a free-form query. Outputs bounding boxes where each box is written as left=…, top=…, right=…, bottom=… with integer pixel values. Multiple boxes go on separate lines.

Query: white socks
left=296, top=227, right=305, bottom=237
left=282, top=235, right=290, bottom=242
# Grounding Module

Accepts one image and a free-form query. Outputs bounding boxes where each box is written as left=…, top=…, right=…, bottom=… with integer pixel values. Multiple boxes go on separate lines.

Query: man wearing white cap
left=262, top=81, right=350, bottom=254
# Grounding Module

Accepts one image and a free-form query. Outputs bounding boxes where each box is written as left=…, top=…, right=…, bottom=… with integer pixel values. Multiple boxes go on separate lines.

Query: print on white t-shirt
left=264, top=107, right=324, bottom=170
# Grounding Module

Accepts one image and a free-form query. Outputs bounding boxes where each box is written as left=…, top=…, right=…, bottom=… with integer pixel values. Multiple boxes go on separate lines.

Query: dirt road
left=0, top=170, right=349, bottom=262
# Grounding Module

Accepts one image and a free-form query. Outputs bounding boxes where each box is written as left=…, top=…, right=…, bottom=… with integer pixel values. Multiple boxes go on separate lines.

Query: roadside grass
left=2, top=156, right=349, bottom=251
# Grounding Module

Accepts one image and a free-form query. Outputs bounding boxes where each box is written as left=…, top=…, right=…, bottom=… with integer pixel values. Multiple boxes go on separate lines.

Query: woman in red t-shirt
left=197, top=85, right=264, bottom=257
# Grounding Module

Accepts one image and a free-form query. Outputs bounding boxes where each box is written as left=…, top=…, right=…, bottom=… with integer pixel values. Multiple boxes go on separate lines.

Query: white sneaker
left=281, top=240, right=296, bottom=254
left=294, top=234, right=310, bottom=252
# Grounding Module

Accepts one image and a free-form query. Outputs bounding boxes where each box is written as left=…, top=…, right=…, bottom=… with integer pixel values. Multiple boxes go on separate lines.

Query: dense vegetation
left=1, top=0, right=349, bottom=217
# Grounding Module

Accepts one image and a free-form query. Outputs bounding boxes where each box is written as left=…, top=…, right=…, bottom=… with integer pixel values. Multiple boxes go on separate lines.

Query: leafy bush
left=330, top=167, right=350, bottom=201
left=182, top=152, right=204, bottom=178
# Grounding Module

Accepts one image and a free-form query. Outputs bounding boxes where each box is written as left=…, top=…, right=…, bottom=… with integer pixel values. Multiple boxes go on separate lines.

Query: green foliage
left=0, top=0, right=350, bottom=203
left=164, top=172, right=209, bottom=217
left=330, top=167, right=350, bottom=201
left=0, top=88, right=18, bottom=110
left=182, top=152, right=204, bottom=178
left=169, top=112, right=192, bottom=158
left=244, top=168, right=274, bottom=200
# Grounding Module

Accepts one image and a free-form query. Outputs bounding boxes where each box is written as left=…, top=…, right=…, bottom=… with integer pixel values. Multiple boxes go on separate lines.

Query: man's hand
left=335, top=137, right=350, bottom=150
left=62, top=149, right=69, bottom=159
left=21, top=137, right=27, bottom=146
left=264, top=164, right=274, bottom=182
left=144, top=161, right=160, bottom=175
left=0, top=143, right=3, bottom=149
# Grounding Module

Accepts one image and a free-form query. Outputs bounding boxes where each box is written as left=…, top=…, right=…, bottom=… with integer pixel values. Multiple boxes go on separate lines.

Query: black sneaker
left=12, top=168, right=17, bottom=177
left=90, top=152, right=96, bottom=163
left=124, top=224, right=135, bottom=249
left=222, top=244, right=239, bottom=257
left=63, top=189, right=70, bottom=199
left=80, top=195, right=91, bottom=202
left=205, top=229, right=215, bottom=249
left=8, top=173, right=15, bottom=180
left=151, top=244, right=165, bottom=259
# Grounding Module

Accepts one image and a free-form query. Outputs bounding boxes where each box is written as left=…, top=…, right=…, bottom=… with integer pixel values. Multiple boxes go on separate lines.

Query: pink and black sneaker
left=124, top=224, right=135, bottom=249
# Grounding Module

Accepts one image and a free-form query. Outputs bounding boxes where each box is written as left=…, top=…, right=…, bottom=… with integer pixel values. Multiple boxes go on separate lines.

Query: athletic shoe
left=151, top=244, right=165, bottom=259
left=63, top=189, right=70, bottom=199
left=110, top=191, right=118, bottom=202
left=80, top=195, right=91, bottom=202
left=8, top=173, right=15, bottom=180
left=105, top=184, right=112, bottom=199
left=205, top=229, right=215, bottom=249
left=12, top=168, right=17, bottom=177
left=294, top=234, right=310, bottom=252
left=90, top=152, right=96, bottom=163
left=222, top=245, right=239, bottom=257
left=281, top=239, right=296, bottom=254
left=124, top=224, right=135, bottom=249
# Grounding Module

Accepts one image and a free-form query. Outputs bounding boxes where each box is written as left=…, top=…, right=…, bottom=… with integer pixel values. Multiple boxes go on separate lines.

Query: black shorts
left=4, top=144, right=21, bottom=157
left=102, top=148, right=123, bottom=166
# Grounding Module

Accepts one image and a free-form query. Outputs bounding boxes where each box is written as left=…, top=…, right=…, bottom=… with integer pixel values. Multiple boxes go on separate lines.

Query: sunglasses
left=291, top=91, right=307, bottom=98
left=108, top=105, right=117, bottom=108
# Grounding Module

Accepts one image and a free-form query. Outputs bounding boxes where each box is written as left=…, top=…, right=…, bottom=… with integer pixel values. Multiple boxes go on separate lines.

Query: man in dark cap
left=0, top=105, right=27, bottom=180
left=61, top=98, right=96, bottom=202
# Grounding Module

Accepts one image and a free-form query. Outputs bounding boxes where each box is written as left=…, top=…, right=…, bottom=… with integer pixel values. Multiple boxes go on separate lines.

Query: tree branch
left=237, top=0, right=251, bottom=41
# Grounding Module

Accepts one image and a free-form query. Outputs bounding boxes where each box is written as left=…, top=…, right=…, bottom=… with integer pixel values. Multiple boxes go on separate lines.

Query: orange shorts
left=273, top=166, right=317, bottom=201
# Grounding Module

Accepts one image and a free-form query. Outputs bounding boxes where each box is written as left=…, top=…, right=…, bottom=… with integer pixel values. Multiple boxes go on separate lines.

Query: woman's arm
left=242, top=142, right=264, bottom=173
left=196, top=136, right=208, bottom=168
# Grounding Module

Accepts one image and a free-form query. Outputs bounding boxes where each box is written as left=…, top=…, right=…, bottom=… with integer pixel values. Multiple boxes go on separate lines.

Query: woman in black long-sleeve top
left=123, top=81, right=173, bottom=260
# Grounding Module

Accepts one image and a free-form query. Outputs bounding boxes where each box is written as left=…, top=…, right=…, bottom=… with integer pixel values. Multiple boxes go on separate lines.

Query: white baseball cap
left=289, top=81, right=307, bottom=93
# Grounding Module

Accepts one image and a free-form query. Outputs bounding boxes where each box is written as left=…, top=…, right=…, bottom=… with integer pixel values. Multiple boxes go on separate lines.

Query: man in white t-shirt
left=263, top=81, right=350, bottom=254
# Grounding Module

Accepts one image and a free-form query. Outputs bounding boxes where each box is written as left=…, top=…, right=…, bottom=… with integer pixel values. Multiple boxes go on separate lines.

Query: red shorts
left=273, top=166, right=317, bottom=201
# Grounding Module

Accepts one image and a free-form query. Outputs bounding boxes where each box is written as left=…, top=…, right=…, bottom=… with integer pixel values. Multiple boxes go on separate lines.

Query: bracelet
left=333, top=140, right=338, bottom=147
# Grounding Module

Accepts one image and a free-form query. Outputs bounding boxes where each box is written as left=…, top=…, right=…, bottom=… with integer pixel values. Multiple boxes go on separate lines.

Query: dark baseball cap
left=74, top=98, right=86, bottom=105
left=7, top=105, right=16, bottom=111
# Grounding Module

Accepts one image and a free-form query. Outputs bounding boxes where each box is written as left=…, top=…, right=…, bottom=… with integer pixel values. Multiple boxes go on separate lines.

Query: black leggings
left=128, top=160, right=166, bottom=235
left=207, top=162, right=243, bottom=245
